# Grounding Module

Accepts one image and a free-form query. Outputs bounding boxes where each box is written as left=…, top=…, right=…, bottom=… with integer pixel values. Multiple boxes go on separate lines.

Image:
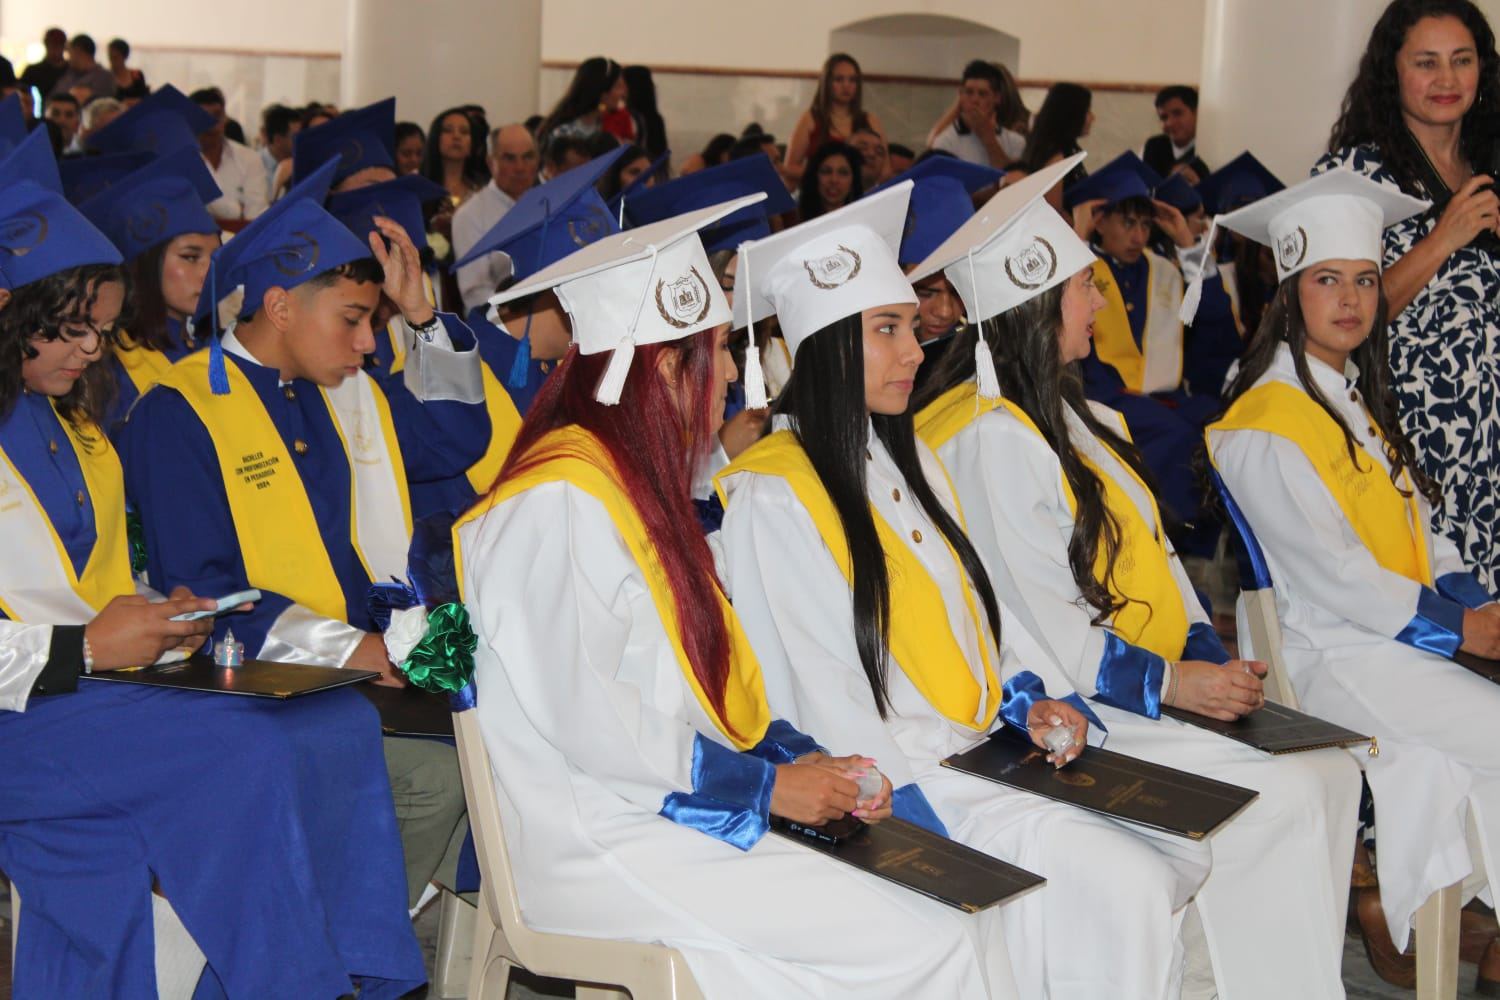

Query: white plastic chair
left=1218, top=475, right=1462, bottom=1000
left=451, top=708, right=705, bottom=1000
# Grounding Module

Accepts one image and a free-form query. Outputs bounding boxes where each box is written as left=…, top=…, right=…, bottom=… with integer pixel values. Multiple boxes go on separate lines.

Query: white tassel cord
left=739, top=245, right=769, bottom=409
left=594, top=244, right=660, bottom=405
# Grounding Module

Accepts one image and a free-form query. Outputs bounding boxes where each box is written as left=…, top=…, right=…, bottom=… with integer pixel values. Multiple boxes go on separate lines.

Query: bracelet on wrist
left=82, top=633, right=95, bottom=675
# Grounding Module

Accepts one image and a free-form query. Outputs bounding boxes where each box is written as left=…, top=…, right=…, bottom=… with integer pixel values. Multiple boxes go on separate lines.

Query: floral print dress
left=1317, top=145, right=1500, bottom=591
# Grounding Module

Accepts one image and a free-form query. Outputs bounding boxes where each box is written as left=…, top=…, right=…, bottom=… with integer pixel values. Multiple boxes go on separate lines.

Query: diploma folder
left=1162, top=701, right=1371, bottom=754
left=358, top=684, right=455, bottom=737
left=85, top=655, right=380, bottom=699
left=771, top=816, right=1045, bottom=913
left=1456, top=650, right=1500, bottom=685
left=942, top=728, right=1257, bottom=841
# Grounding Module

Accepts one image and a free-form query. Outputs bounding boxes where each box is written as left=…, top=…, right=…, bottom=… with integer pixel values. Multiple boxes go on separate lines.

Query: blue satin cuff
left=1437, top=571, right=1495, bottom=611
left=891, top=783, right=949, bottom=837
left=1183, top=621, right=1232, bottom=665
left=1093, top=632, right=1168, bottom=719
left=1395, top=586, right=1465, bottom=659
left=659, top=733, right=774, bottom=851
left=1000, top=670, right=1104, bottom=733
left=436, top=312, right=478, bottom=351
left=748, top=719, right=826, bottom=765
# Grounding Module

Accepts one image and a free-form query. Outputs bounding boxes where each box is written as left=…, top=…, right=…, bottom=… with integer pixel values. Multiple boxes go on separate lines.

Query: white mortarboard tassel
left=1180, top=168, right=1429, bottom=325
left=738, top=243, right=769, bottom=409
left=593, top=243, right=658, bottom=405
left=966, top=250, right=1003, bottom=400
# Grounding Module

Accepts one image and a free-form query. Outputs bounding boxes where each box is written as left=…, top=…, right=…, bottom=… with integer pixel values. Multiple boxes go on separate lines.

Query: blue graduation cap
left=0, top=133, right=122, bottom=290
left=1062, top=151, right=1163, bottom=211
left=87, top=84, right=215, bottom=156
left=326, top=173, right=446, bottom=254
left=452, top=145, right=626, bottom=278
left=606, top=149, right=670, bottom=221
left=78, top=145, right=222, bottom=262
left=872, top=156, right=1003, bottom=266
left=1154, top=172, right=1203, bottom=215
left=194, top=156, right=373, bottom=393
left=1196, top=152, right=1284, bottom=215
left=0, top=93, right=27, bottom=158
left=291, top=98, right=396, bottom=187
left=59, top=150, right=157, bottom=204
left=621, top=154, right=795, bottom=253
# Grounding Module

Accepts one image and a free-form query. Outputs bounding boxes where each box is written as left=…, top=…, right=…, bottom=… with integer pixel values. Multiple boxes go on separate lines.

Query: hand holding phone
left=169, top=589, right=262, bottom=622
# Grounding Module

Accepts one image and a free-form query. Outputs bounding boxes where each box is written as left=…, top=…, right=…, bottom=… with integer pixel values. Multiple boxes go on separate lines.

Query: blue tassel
left=507, top=325, right=533, bottom=389
left=207, top=259, right=230, bottom=395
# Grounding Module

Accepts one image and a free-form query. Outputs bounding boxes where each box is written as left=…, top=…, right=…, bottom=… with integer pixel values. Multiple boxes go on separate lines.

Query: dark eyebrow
left=340, top=302, right=376, bottom=316
left=868, top=310, right=906, bottom=320
left=1412, top=46, right=1476, bottom=55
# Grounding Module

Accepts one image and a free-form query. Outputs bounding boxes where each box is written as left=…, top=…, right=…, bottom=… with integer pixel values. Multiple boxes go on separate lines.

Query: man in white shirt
left=928, top=60, right=1026, bottom=169
left=192, top=87, right=269, bottom=225
left=453, top=123, right=538, bottom=314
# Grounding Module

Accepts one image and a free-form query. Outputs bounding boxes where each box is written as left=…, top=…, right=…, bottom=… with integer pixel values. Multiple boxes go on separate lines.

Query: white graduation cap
left=909, top=152, right=1093, bottom=399
left=732, top=181, right=917, bottom=406
left=1179, top=167, right=1429, bottom=324
left=489, top=192, right=766, bottom=404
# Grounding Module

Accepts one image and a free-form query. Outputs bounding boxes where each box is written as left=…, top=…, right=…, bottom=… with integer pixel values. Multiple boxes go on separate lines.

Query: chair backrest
left=1212, top=469, right=1301, bottom=708
left=452, top=708, right=532, bottom=963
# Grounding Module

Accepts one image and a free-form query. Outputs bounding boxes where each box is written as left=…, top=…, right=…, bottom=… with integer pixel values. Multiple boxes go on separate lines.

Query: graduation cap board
left=1195, top=152, right=1284, bottom=216
left=291, top=97, right=397, bottom=187
left=79, top=144, right=223, bottom=262
left=0, top=130, right=122, bottom=290
left=872, top=156, right=1004, bottom=267
left=326, top=172, right=447, bottom=255
left=1180, top=167, right=1429, bottom=324
left=1155, top=173, right=1203, bottom=215
left=489, top=192, right=765, bottom=404
left=910, top=153, right=1095, bottom=399
left=87, top=84, right=216, bottom=156
left=1062, top=150, right=1162, bottom=211
left=193, top=156, right=373, bottom=393
left=452, top=145, right=628, bottom=279
left=622, top=154, right=795, bottom=254
left=59, top=150, right=156, bottom=205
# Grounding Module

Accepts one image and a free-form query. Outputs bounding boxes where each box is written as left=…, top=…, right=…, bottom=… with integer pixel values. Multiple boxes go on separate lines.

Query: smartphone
left=775, top=813, right=867, bottom=846
left=169, top=589, right=262, bottom=621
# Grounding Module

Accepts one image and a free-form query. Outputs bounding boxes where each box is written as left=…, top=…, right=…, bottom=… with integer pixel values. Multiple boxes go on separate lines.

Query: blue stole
left=0, top=393, right=95, bottom=575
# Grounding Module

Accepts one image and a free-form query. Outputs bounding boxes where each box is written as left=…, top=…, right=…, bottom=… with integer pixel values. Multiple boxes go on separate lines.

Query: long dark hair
left=421, top=108, right=489, bottom=191
left=539, top=56, right=623, bottom=140
left=810, top=53, right=871, bottom=133
left=1222, top=274, right=1441, bottom=505
left=915, top=282, right=1159, bottom=622
left=1018, top=83, right=1092, bottom=174
left=777, top=315, right=1004, bottom=718
left=598, top=143, right=650, bottom=201
left=497, top=330, right=739, bottom=729
left=798, top=141, right=864, bottom=221
left=1329, top=0, right=1500, bottom=195
left=0, top=263, right=127, bottom=431
left=125, top=241, right=173, bottom=353
left=623, top=65, right=668, bottom=159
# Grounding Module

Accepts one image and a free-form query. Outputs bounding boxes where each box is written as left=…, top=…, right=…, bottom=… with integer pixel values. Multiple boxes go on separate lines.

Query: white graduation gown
left=1210, top=344, right=1500, bottom=949
left=719, top=427, right=1212, bottom=1000
left=934, top=392, right=1361, bottom=999
left=457, top=479, right=1000, bottom=1000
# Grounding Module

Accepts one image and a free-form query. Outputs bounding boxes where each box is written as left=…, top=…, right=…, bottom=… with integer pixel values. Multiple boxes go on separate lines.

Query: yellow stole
left=454, top=427, right=772, bottom=750
left=155, top=352, right=413, bottom=621
left=917, top=382, right=1189, bottom=659
left=1091, top=255, right=1184, bottom=394
left=113, top=331, right=176, bottom=397
left=1210, top=379, right=1433, bottom=586
left=716, top=430, right=1002, bottom=731
left=376, top=307, right=524, bottom=497
left=0, top=405, right=134, bottom=619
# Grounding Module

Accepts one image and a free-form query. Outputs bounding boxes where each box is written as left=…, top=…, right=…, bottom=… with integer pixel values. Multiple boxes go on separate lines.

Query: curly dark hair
left=797, top=140, right=864, bottom=221
left=1328, top=0, right=1500, bottom=195
left=1220, top=273, right=1441, bottom=507
left=0, top=263, right=129, bottom=430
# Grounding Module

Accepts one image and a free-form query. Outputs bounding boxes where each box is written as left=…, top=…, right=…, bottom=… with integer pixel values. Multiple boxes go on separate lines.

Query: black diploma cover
left=1456, top=650, right=1500, bottom=685
left=1162, top=702, right=1371, bottom=754
left=771, top=816, right=1045, bottom=913
left=358, top=684, right=454, bottom=737
left=85, top=655, right=380, bottom=699
left=942, top=728, right=1257, bottom=840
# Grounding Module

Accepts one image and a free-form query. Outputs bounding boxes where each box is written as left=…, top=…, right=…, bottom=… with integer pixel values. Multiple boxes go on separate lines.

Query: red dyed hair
left=496, top=332, right=735, bottom=725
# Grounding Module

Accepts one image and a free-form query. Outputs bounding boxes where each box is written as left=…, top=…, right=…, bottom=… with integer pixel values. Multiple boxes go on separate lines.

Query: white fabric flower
left=384, top=605, right=430, bottom=666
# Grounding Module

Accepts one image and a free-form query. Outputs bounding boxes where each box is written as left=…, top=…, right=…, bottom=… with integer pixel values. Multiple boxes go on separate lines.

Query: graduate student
left=119, top=157, right=488, bottom=906
left=1204, top=169, right=1500, bottom=977
left=913, top=155, right=1362, bottom=998
left=717, top=184, right=1212, bottom=1000
left=0, top=133, right=424, bottom=1000
left=1064, top=151, right=1235, bottom=555
left=456, top=195, right=1009, bottom=999
left=75, top=143, right=223, bottom=428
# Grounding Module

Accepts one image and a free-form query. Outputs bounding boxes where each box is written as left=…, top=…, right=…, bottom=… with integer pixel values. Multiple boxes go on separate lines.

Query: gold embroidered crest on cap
left=126, top=202, right=169, bottom=245
left=0, top=211, right=49, bottom=257
left=654, top=266, right=712, bottom=328
left=272, top=231, right=322, bottom=277
left=1003, top=235, right=1057, bottom=290
left=569, top=207, right=611, bottom=248
left=1277, top=226, right=1308, bottom=271
left=803, top=244, right=863, bottom=289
